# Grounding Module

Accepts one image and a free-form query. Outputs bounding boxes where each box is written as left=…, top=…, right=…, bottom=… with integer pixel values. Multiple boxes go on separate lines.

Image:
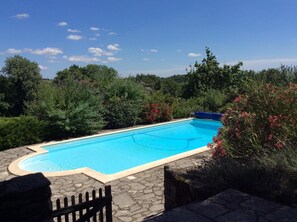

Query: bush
left=104, top=79, right=145, bottom=128
left=27, top=80, right=105, bottom=139
left=141, top=101, right=173, bottom=124
left=209, top=82, right=297, bottom=158
left=184, top=153, right=297, bottom=206
left=0, top=116, right=46, bottom=151
left=172, top=97, right=203, bottom=118
left=200, top=89, right=228, bottom=112
left=104, top=99, right=141, bottom=128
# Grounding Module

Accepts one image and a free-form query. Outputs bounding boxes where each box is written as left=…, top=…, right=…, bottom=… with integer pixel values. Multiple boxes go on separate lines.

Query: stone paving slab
left=145, top=189, right=297, bottom=222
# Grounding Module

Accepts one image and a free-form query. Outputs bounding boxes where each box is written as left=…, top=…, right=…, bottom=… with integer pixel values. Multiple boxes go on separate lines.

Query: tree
left=0, top=56, right=42, bottom=116
left=54, top=64, right=118, bottom=88
left=184, top=48, right=243, bottom=98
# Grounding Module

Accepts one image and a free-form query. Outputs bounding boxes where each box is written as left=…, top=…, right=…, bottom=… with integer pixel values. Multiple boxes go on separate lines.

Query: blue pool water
left=20, top=119, right=221, bottom=174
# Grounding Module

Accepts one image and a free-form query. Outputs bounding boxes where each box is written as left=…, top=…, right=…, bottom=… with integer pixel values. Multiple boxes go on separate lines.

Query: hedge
left=0, top=116, right=46, bottom=151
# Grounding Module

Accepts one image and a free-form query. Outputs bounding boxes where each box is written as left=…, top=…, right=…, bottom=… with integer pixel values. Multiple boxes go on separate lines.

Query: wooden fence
left=51, top=185, right=112, bottom=222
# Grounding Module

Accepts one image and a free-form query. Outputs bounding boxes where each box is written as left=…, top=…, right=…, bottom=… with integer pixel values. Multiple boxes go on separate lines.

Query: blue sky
left=1, top=0, right=297, bottom=79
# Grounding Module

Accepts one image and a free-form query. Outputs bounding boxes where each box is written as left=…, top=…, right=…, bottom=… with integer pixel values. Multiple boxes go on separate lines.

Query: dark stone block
left=0, top=173, right=51, bottom=196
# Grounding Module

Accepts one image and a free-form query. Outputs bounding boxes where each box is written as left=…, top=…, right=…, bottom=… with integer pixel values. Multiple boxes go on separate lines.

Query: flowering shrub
left=157, top=103, right=173, bottom=122
left=209, top=83, right=297, bottom=158
left=142, top=102, right=173, bottom=124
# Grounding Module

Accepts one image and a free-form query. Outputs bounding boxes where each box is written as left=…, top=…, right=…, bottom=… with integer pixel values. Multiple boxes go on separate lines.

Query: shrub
left=200, top=89, right=228, bottom=112
left=157, top=102, right=173, bottom=122
left=104, top=79, right=145, bottom=128
left=104, top=98, right=141, bottom=128
left=209, top=82, right=297, bottom=158
left=184, top=153, right=297, bottom=206
left=172, top=97, right=203, bottom=118
left=142, top=102, right=160, bottom=124
left=0, top=116, right=46, bottom=151
left=27, top=80, right=105, bottom=139
left=141, top=101, right=173, bottom=124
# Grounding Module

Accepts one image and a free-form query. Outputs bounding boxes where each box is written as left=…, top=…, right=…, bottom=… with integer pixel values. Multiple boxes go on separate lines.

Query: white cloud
left=58, top=21, right=68, bottom=26
left=177, top=49, right=182, bottom=52
left=107, top=57, right=122, bottom=62
left=4, top=48, right=23, bottom=54
left=30, top=47, right=63, bottom=55
left=1, top=47, right=63, bottom=56
left=141, top=49, right=159, bottom=53
left=90, top=27, right=99, bottom=31
left=88, top=47, right=104, bottom=56
left=143, top=58, right=150, bottom=61
left=67, top=34, right=82, bottom=40
left=107, top=44, right=121, bottom=51
left=68, top=56, right=101, bottom=63
left=89, top=37, right=97, bottom=41
left=67, top=28, right=81, bottom=33
left=95, top=33, right=101, bottom=37
left=104, top=51, right=114, bottom=56
left=13, top=13, right=30, bottom=19
left=188, top=52, right=201, bottom=57
left=88, top=47, right=114, bottom=56
left=38, top=65, right=48, bottom=70
left=108, top=32, right=117, bottom=36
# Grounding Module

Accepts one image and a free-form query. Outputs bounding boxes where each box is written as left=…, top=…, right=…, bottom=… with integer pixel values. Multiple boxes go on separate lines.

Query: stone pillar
left=0, top=173, right=53, bottom=222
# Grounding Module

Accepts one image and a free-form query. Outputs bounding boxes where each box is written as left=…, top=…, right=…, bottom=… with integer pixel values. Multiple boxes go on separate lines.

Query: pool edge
left=8, top=118, right=214, bottom=183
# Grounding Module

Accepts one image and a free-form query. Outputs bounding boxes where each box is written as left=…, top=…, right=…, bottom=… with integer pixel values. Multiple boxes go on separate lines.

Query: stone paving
left=0, top=146, right=210, bottom=222
left=2, top=146, right=297, bottom=221
left=145, top=189, right=297, bottom=222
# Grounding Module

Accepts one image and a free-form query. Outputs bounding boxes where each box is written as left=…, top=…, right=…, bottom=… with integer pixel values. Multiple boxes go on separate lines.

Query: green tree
left=0, top=56, right=42, bottom=116
left=184, top=48, right=243, bottom=98
left=54, top=64, right=118, bottom=88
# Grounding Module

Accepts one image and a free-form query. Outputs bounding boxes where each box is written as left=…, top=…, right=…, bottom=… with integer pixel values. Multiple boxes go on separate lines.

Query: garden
left=0, top=48, right=297, bottom=207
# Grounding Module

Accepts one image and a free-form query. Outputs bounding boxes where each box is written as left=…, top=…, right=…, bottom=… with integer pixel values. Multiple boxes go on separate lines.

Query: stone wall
left=0, top=173, right=53, bottom=222
left=164, top=166, right=205, bottom=211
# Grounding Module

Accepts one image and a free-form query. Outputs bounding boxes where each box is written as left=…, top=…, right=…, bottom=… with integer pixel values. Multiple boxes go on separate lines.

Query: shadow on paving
left=143, top=189, right=297, bottom=222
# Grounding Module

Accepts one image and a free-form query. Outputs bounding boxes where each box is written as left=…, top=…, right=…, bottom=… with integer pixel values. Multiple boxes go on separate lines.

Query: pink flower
left=234, top=96, right=241, bottom=103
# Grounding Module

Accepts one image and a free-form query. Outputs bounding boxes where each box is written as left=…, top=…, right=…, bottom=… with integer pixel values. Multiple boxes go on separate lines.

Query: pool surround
left=9, top=118, right=212, bottom=183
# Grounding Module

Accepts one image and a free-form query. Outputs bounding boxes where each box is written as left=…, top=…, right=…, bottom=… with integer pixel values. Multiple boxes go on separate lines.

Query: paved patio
left=1, top=146, right=297, bottom=222
left=0, top=146, right=210, bottom=222
left=145, top=189, right=297, bottom=222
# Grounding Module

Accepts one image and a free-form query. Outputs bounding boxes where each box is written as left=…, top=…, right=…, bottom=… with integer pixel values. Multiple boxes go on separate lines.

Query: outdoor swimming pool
left=19, top=119, right=221, bottom=176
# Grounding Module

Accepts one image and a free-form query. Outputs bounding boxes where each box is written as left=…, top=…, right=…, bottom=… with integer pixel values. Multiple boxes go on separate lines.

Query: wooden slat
left=99, top=188, right=103, bottom=222
left=71, top=195, right=76, bottom=221
left=105, top=186, right=113, bottom=222
left=56, top=198, right=61, bottom=222
left=79, top=193, right=83, bottom=219
left=92, top=190, right=97, bottom=222
left=64, top=197, right=69, bottom=222
left=85, top=191, right=90, bottom=222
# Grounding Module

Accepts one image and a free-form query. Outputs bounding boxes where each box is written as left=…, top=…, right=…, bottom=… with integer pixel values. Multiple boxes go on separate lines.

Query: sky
left=1, top=0, right=297, bottom=79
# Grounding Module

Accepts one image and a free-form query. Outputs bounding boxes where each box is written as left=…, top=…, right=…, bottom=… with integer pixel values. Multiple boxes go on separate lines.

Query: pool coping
left=9, top=118, right=212, bottom=183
